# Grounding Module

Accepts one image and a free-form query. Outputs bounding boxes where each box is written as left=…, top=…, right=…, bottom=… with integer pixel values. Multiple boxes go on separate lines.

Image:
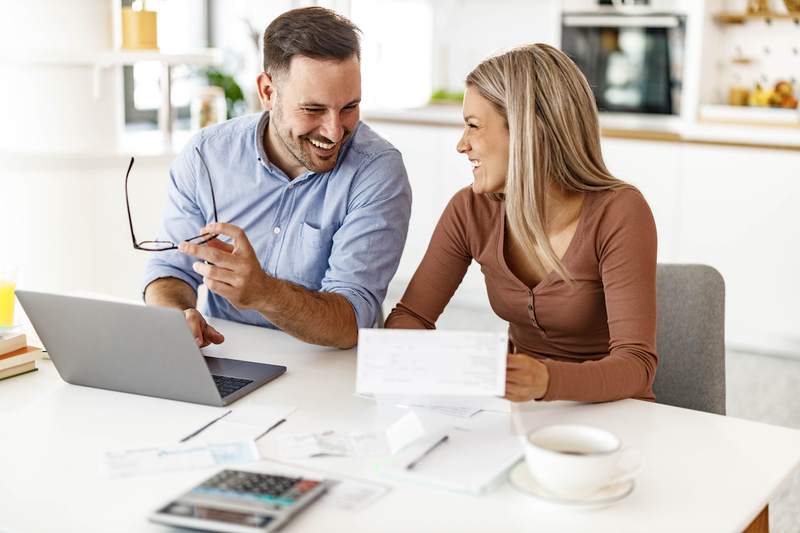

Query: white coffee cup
left=523, top=424, right=641, bottom=498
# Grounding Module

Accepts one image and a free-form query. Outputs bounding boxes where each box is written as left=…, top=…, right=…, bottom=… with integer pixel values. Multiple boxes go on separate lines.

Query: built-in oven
left=560, top=0, right=687, bottom=115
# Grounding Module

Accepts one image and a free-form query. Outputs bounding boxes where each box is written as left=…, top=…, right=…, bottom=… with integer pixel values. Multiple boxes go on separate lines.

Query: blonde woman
left=385, top=43, right=657, bottom=403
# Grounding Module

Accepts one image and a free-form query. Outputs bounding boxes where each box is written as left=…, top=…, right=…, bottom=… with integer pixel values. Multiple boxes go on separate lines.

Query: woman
left=384, top=43, right=657, bottom=403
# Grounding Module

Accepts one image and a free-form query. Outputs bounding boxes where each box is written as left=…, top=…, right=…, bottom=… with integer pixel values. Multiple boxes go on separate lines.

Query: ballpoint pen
left=255, top=418, right=287, bottom=441
left=405, top=434, right=450, bottom=470
left=178, top=410, right=233, bottom=443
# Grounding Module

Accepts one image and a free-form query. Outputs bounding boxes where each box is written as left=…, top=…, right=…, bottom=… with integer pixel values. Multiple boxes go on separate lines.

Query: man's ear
left=256, top=71, right=276, bottom=111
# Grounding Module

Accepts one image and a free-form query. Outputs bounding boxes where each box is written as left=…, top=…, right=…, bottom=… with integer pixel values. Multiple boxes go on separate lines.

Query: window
left=122, top=0, right=212, bottom=126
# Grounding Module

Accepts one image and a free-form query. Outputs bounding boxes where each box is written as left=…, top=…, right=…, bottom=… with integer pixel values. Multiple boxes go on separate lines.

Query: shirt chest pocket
left=293, top=221, right=334, bottom=288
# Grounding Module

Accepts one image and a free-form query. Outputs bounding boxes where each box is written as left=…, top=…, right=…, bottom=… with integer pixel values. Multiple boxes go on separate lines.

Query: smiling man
left=142, top=7, right=411, bottom=349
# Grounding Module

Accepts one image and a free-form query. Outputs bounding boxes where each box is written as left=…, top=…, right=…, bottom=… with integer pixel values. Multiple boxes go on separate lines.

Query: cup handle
left=606, top=448, right=642, bottom=486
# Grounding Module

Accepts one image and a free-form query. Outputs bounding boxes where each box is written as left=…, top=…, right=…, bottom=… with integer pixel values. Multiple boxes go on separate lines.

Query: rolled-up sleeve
left=141, top=138, right=207, bottom=298
left=321, top=149, right=412, bottom=328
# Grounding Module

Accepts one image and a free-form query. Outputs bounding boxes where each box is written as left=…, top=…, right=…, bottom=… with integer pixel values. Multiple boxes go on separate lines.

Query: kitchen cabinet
left=367, top=119, right=800, bottom=355
left=678, top=143, right=800, bottom=354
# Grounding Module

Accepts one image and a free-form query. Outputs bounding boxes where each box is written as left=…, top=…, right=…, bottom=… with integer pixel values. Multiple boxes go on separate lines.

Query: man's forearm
left=144, top=277, right=197, bottom=310
left=257, top=277, right=359, bottom=349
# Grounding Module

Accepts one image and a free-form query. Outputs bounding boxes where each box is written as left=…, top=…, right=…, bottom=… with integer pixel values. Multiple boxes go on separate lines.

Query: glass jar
left=191, top=86, right=227, bottom=131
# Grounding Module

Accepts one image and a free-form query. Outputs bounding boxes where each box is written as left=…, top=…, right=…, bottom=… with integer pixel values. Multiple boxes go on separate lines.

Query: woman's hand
left=505, top=353, right=550, bottom=402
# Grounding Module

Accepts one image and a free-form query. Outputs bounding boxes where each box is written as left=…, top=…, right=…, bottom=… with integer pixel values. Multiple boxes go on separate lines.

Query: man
left=142, top=7, right=411, bottom=349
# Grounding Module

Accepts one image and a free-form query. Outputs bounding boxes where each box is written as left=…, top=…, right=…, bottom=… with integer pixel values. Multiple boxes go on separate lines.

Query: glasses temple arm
left=195, top=146, right=219, bottom=224
left=124, top=157, right=140, bottom=247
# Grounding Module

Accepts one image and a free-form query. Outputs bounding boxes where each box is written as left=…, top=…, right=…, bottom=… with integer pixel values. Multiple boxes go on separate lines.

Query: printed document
left=357, top=329, right=507, bottom=397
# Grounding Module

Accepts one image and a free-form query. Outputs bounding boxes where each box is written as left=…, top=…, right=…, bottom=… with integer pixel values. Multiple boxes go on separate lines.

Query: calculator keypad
left=192, top=470, right=321, bottom=508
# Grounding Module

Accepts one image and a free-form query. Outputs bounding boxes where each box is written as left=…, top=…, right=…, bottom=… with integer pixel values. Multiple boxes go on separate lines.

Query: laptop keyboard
left=212, top=375, right=254, bottom=398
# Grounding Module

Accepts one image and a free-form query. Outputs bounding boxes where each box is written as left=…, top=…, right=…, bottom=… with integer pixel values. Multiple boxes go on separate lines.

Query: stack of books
left=0, top=331, right=43, bottom=381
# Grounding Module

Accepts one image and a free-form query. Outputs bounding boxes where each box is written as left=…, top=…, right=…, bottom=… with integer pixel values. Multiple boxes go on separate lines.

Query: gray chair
left=653, top=264, right=726, bottom=415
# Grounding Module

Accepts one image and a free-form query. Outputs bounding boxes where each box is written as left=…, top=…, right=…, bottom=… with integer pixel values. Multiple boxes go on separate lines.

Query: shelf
left=96, top=49, right=223, bottom=67
left=713, top=11, right=800, bottom=24
left=0, top=47, right=224, bottom=152
left=699, top=104, right=800, bottom=128
left=1, top=48, right=222, bottom=67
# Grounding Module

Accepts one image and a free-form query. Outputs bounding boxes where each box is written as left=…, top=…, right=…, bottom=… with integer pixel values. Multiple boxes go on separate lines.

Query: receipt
left=102, top=440, right=259, bottom=478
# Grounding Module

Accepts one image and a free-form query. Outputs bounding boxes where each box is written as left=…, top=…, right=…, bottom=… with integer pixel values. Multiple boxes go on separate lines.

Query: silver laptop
left=16, top=290, right=286, bottom=406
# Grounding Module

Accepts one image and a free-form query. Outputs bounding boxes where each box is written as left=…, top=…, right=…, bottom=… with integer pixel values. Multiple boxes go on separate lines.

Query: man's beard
left=271, top=105, right=350, bottom=174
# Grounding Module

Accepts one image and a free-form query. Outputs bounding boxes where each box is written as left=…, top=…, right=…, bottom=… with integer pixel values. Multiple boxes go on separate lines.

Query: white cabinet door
left=601, top=137, right=686, bottom=262
left=366, top=121, right=496, bottom=312
left=679, top=143, right=800, bottom=354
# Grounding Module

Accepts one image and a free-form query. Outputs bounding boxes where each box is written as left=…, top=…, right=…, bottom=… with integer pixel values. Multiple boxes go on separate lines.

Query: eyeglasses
left=125, top=147, right=219, bottom=252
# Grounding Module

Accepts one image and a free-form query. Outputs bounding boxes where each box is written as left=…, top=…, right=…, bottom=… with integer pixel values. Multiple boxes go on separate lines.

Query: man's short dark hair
left=262, top=7, right=361, bottom=78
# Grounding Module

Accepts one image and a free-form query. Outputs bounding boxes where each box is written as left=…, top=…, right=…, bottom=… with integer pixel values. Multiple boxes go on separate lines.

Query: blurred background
left=1, top=0, right=800, bottom=529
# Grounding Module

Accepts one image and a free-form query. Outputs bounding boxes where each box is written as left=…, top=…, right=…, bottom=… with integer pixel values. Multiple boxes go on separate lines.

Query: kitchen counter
left=363, top=105, right=800, bottom=151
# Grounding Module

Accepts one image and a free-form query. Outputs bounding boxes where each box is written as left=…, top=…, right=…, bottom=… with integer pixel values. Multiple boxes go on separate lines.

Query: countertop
left=363, top=105, right=800, bottom=151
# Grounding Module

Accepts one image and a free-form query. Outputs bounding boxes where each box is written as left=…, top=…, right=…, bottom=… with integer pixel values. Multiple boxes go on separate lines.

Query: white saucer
left=508, top=462, right=635, bottom=508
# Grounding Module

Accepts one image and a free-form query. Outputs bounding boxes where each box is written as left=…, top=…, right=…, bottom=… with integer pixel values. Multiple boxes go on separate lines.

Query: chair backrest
left=653, top=264, right=726, bottom=415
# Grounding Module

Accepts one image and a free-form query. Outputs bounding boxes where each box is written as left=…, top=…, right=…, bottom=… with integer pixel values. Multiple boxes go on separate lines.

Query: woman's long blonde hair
left=466, top=43, right=628, bottom=282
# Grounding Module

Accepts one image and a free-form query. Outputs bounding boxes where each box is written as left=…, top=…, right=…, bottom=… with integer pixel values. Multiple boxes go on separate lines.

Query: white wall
left=0, top=0, right=122, bottom=154
left=0, top=155, right=171, bottom=301
left=431, top=0, right=561, bottom=92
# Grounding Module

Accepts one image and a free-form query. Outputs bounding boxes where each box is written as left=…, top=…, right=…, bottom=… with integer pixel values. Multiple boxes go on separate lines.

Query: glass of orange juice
left=0, top=266, right=17, bottom=328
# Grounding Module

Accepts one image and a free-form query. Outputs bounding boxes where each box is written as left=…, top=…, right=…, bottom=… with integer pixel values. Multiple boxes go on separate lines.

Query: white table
left=1, top=318, right=798, bottom=533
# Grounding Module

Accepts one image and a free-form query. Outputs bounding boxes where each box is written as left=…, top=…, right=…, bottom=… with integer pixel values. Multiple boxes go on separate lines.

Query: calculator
left=149, top=469, right=332, bottom=532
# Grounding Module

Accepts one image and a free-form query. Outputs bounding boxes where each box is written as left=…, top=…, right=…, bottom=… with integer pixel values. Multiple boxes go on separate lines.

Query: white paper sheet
left=407, top=404, right=481, bottom=418
left=323, top=478, right=392, bottom=512
left=272, top=412, right=426, bottom=459
left=380, top=418, right=523, bottom=494
left=102, top=440, right=259, bottom=478
left=355, top=392, right=511, bottom=415
left=193, top=404, right=296, bottom=444
left=357, top=330, right=508, bottom=397
left=384, top=411, right=426, bottom=453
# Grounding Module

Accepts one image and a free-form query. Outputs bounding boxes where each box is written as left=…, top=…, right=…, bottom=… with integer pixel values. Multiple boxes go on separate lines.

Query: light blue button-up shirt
left=142, top=112, right=411, bottom=329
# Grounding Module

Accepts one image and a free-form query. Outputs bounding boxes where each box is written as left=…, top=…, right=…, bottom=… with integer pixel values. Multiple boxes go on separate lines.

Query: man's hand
left=505, top=353, right=550, bottom=402
left=178, top=222, right=357, bottom=349
left=184, top=308, right=225, bottom=347
left=179, top=223, right=272, bottom=311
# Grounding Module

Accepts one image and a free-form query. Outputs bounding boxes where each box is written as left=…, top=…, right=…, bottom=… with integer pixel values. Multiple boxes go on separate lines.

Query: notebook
left=378, top=416, right=523, bottom=495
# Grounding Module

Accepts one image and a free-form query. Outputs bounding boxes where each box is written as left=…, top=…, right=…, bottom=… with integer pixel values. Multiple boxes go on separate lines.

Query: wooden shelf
left=713, top=11, right=800, bottom=24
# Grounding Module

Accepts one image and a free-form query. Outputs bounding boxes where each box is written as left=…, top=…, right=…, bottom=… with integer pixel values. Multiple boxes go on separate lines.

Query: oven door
left=561, top=14, right=685, bottom=115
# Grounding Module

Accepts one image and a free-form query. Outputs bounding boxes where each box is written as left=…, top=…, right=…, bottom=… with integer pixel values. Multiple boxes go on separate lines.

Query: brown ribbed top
left=385, top=186, right=658, bottom=402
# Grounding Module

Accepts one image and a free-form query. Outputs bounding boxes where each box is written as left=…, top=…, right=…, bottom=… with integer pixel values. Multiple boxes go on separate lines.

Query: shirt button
left=528, top=304, right=533, bottom=310
left=273, top=227, right=281, bottom=235
left=288, top=183, right=294, bottom=189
